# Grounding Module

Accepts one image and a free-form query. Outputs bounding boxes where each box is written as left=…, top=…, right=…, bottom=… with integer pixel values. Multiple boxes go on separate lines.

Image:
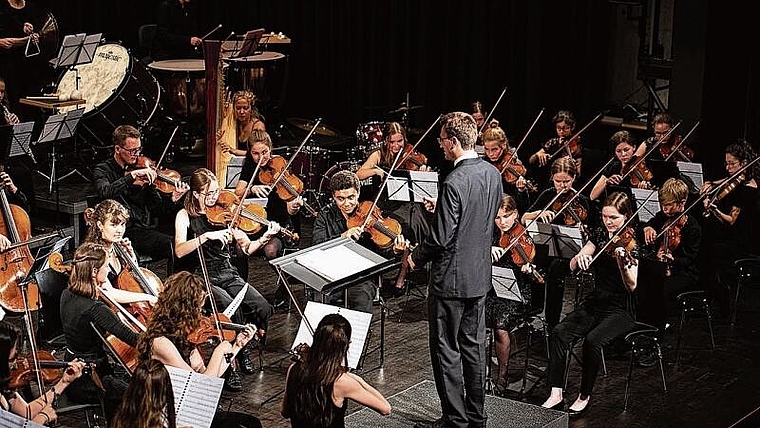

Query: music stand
left=386, top=169, right=439, bottom=203
left=231, top=28, right=265, bottom=58
left=630, top=188, right=661, bottom=223
left=492, top=266, right=524, bottom=304
left=34, top=108, right=86, bottom=192
left=269, top=237, right=399, bottom=367
left=53, top=33, right=102, bottom=90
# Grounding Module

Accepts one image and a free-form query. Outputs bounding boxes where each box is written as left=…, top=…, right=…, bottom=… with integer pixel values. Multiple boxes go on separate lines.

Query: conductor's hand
left=0, top=171, right=18, bottom=194
left=249, top=184, right=271, bottom=198
left=130, top=167, right=156, bottom=186
left=422, top=196, right=436, bottom=213
left=343, top=226, right=364, bottom=241
left=643, top=226, right=657, bottom=245
left=190, top=36, right=203, bottom=46
left=0, top=234, right=10, bottom=252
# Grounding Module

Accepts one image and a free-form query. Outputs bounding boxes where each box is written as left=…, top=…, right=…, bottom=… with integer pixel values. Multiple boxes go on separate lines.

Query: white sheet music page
left=491, top=266, right=523, bottom=303
left=386, top=175, right=410, bottom=202
left=676, top=161, right=704, bottom=189
left=295, top=245, right=375, bottom=282
left=166, top=365, right=224, bottom=428
left=631, top=188, right=661, bottom=223
left=409, top=170, right=439, bottom=202
left=291, top=302, right=372, bottom=369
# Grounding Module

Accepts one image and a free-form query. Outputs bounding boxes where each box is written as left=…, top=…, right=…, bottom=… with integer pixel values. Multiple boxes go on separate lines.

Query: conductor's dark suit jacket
left=411, top=156, right=502, bottom=299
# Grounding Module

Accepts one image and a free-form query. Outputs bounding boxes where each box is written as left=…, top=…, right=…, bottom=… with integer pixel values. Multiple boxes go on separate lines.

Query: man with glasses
left=93, top=124, right=189, bottom=263
left=408, top=112, right=502, bottom=428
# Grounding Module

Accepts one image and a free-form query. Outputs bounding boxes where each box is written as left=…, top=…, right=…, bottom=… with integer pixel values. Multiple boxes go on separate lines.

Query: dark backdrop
left=32, top=0, right=758, bottom=180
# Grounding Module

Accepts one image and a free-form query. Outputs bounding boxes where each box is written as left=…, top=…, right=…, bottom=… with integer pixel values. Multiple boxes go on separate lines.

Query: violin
left=499, top=222, right=544, bottom=283
left=658, top=135, right=694, bottom=162
left=258, top=155, right=318, bottom=217
left=205, top=189, right=299, bottom=241
left=703, top=173, right=746, bottom=217
left=397, top=144, right=429, bottom=171
left=0, top=166, right=39, bottom=313
left=550, top=191, right=588, bottom=226
left=547, top=135, right=581, bottom=160
left=621, top=155, right=654, bottom=187
left=496, top=152, right=537, bottom=191
left=188, top=313, right=251, bottom=345
left=659, top=215, right=687, bottom=276
left=346, top=200, right=403, bottom=249
left=8, top=350, right=95, bottom=390
left=127, top=156, right=184, bottom=194
left=605, top=226, right=638, bottom=268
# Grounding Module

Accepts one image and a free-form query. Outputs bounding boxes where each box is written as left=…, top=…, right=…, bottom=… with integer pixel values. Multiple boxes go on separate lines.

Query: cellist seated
left=0, top=168, right=30, bottom=252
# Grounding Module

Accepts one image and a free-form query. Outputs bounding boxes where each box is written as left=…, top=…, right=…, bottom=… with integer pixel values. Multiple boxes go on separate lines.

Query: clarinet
left=0, top=103, right=19, bottom=125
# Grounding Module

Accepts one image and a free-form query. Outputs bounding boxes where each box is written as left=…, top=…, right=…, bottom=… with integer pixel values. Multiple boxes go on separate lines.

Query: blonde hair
left=658, top=178, right=688, bottom=205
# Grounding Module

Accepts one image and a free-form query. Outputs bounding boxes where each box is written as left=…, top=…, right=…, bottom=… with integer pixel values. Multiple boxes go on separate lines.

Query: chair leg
left=704, top=300, right=716, bottom=349
left=601, top=347, right=607, bottom=376
left=655, top=341, right=668, bottom=392
left=624, top=342, right=636, bottom=410
left=731, top=281, right=742, bottom=326
left=675, top=304, right=687, bottom=365
left=520, top=324, right=532, bottom=396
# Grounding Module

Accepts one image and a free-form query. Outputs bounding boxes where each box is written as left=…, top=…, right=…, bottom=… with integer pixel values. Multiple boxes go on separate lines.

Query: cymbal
left=388, top=105, right=423, bottom=114
left=287, top=117, right=341, bottom=138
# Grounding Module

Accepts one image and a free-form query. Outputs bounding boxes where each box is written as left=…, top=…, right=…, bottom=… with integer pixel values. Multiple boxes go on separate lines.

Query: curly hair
left=68, top=243, right=108, bottom=299
left=552, top=110, right=576, bottom=129
left=726, top=139, right=760, bottom=180
left=232, top=90, right=262, bottom=122
left=440, top=111, right=478, bottom=150
left=329, top=170, right=360, bottom=194
left=111, top=359, right=177, bottom=428
left=286, top=314, right=351, bottom=427
left=137, top=271, right=206, bottom=364
left=84, top=199, right=129, bottom=245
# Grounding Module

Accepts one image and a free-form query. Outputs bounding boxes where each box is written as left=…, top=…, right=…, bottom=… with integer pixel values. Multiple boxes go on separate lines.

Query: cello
left=0, top=166, right=40, bottom=313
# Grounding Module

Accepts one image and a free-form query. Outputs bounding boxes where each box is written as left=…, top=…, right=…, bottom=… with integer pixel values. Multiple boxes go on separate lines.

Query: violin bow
left=548, top=112, right=603, bottom=159
left=478, top=86, right=508, bottom=134
left=663, top=120, right=700, bottom=162
left=264, top=118, right=323, bottom=197
left=195, top=240, right=225, bottom=340
left=618, top=121, right=682, bottom=183
left=656, top=154, right=760, bottom=238
left=501, top=157, right=615, bottom=254
left=498, top=108, right=545, bottom=176
left=154, top=126, right=180, bottom=171
left=586, top=190, right=657, bottom=267
left=397, top=114, right=441, bottom=168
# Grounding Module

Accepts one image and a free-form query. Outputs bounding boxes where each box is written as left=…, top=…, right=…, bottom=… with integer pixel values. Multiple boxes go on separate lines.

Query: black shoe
left=567, top=405, right=587, bottom=417
left=549, top=401, right=565, bottom=411
left=273, top=285, right=288, bottom=309
left=237, top=348, right=256, bottom=374
left=224, top=368, right=243, bottom=392
left=415, top=418, right=451, bottom=428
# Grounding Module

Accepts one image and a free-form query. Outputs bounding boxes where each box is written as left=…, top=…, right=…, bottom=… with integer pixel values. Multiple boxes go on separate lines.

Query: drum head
left=57, top=43, right=130, bottom=115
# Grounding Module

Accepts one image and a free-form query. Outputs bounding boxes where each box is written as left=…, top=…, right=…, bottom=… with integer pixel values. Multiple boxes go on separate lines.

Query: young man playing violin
left=312, top=170, right=408, bottom=313
left=93, top=125, right=189, bottom=263
left=638, top=178, right=701, bottom=364
left=174, top=167, right=276, bottom=389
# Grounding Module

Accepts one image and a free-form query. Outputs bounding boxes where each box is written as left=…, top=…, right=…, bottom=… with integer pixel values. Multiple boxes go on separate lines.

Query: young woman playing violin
left=590, top=130, right=653, bottom=201
left=135, top=271, right=262, bottom=427
left=356, top=122, right=431, bottom=247
left=482, top=126, right=537, bottom=212
left=0, top=320, right=85, bottom=426
left=174, top=168, right=275, bottom=382
left=698, top=140, right=759, bottom=316
left=218, top=90, right=267, bottom=157
left=635, top=112, right=694, bottom=162
left=84, top=199, right=159, bottom=306
left=282, top=313, right=391, bottom=428
left=486, top=194, right=542, bottom=396
left=639, top=178, right=701, bottom=339
left=529, top=110, right=583, bottom=188
left=521, top=157, right=593, bottom=331
left=59, top=242, right=141, bottom=419
left=312, top=170, right=407, bottom=313
left=542, top=192, right=639, bottom=415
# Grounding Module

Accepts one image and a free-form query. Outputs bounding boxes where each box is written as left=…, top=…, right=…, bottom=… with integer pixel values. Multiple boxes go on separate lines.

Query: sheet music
left=631, top=188, right=661, bottom=223
left=295, top=245, right=376, bottom=282
left=166, top=365, right=224, bottom=428
left=78, top=33, right=103, bottom=64
left=222, top=284, right=249, bottom=318
left=0, top=408, right=46, bottom=428
left=676, top=161, right=704, bottom=189
left=409, top=170, right=439, bottom=202
left=491, top=266, right=523, bottom=303
left=58, top=108, right=84, bottom=139
left=36, top=113, right=66, bottom=144
left=386, top=175, right=409, bottom=202
left=9, top=122, right=34, bottom=158
left=291, top=301, right=372, bottom=369
left=552, top=225, right=584, bottom=258
left=54, top=33, right=86, bottom=68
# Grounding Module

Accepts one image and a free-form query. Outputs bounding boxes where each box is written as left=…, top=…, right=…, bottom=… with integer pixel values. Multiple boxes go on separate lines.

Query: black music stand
left=34, top=108, right=86, bottom=191
left=53, top=33, right=102, bottom=89
left=231, top=28, right=265, bottom=58
left=269, top=237, right=399, bottom=367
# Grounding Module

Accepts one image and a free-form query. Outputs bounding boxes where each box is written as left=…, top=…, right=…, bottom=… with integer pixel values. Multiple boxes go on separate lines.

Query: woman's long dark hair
left=0, top=321, right=21, bottom=391
left=289, top=314, right=352, bottom=427
left=111, top=359, right=177, bottom=428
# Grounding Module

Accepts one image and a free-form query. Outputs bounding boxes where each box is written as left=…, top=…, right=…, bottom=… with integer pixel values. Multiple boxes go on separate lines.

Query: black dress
left=485, top=236, right=534, bottom=332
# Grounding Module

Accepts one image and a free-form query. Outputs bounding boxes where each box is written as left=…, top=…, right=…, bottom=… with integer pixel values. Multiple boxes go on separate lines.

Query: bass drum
left=57, top=43, right=160, bottom=148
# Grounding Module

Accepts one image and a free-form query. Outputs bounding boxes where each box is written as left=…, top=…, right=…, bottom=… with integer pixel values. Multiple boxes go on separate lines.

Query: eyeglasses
left=556, top=125, right=572, bottom=131
left=437, top=137, right=451, bottom=145
left=725, top=160, right=741, bottom=167
left=119, top=146, right=142, bottom=156
left=202, top=188, right=221, bottom=197
left=653, top=130, right=670, bottom=136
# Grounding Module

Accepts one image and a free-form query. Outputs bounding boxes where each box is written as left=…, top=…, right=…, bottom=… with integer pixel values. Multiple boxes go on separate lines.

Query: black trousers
left=427, top=294, right=487, bottom=428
